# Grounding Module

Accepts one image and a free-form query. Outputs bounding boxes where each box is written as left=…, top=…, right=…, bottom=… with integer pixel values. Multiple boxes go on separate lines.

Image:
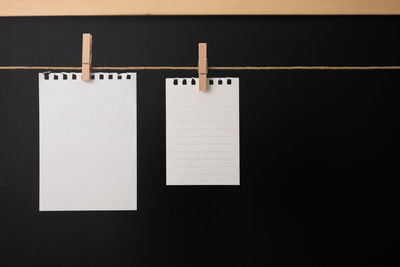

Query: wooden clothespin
left=198, top=43, right=207, bottom=91
left=81, top=33, right=92, bottom=81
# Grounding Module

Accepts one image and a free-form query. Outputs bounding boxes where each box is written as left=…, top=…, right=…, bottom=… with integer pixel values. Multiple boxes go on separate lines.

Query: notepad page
left=39, top=73, right=137, bottom=211
left=166, top=78, right=240, bottom=185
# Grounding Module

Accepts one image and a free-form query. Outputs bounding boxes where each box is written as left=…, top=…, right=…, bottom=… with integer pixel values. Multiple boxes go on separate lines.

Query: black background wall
left=0, top=16, right=399, bottom=267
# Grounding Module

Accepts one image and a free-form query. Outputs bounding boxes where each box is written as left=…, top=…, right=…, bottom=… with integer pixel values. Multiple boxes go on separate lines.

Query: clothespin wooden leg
left=81, top=33, right=92, bottom=81
left=198, top=43, right=207, bottom=92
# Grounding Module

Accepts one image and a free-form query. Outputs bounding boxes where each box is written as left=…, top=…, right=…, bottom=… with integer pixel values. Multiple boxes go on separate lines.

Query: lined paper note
left=39, top=73, right=137, bottom=211
left=166, top=78, right=240, bottom=185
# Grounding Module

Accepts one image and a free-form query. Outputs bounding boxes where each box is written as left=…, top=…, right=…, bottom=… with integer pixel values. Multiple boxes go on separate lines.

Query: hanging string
left=0, top=66, right=400, bottom=70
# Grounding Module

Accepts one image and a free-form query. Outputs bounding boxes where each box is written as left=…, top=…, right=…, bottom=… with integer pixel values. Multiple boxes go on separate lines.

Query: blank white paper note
left=39, top=73, right=137, bottom=211
left=166, top=78, right=240, bottom=185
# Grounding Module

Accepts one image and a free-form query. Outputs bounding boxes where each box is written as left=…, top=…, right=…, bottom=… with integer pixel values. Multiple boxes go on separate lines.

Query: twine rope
left=0, top=66, right=400, bottom=70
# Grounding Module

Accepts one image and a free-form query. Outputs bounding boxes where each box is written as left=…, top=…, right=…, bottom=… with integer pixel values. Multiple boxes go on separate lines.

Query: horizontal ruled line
left=169, top=173, right=233, bottom=176
left=171, top=127, right=235, bottom=130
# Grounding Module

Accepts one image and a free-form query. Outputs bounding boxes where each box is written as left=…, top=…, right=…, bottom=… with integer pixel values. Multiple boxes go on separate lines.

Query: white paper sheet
left=166, top=78, right=240, bottom=185
left=39, top=73, right=137, bottom=211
